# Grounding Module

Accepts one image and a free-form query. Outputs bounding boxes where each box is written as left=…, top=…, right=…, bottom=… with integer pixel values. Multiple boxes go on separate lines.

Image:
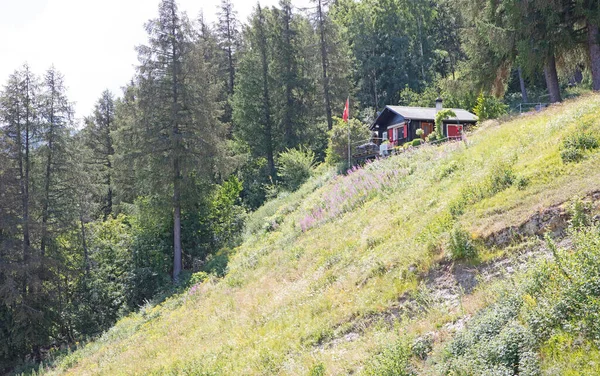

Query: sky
left=0, top=0, right=311, bottom=122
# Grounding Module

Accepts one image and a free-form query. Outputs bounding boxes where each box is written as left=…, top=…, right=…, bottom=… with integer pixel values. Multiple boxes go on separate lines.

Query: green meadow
left=44, top=94, right=600, bottom=375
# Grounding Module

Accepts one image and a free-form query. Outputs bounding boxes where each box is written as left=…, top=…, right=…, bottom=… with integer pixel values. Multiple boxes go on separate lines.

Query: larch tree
left=0, top=65, right=49, bottom=364
left=38, top=67, right=73, bottom=257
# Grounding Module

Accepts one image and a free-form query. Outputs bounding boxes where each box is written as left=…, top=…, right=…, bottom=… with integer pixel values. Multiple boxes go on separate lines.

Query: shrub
left=411, top=139, right=423, bottom=147
left=473, top=92, right=508, bottom=121
left=568, top=197, right=591, bottom=229
left=448, top=226, right=477, bottom=260
left=308, top=363, right=326, bottom=376
left=363, top=338, right=415, bottom=376
left=189, top=271, right=209, bottom=286
left=416, top=128, right=424, bottom=137
left=277, top=147, right=316, bottom=191
left=426, top=131, right=440, bottom=143
left=325, top=117, right=371, bottom=166
left=412, top=334, right=434, bottom=360
left=561, top=132, right=599, bottom=163
left=487, top=161, right=515, bottom=194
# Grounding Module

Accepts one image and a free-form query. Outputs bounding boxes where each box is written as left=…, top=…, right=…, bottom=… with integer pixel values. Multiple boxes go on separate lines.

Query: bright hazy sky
left=0, top=0, right=311, bottom=121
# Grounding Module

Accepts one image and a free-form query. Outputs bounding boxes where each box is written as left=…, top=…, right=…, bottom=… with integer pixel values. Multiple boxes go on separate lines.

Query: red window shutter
left=388, top=128, right=394, bottom=142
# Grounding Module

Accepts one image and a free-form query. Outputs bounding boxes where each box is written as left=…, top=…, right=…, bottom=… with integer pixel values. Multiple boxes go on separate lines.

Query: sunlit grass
left=43, top=94, right=600, bottom=375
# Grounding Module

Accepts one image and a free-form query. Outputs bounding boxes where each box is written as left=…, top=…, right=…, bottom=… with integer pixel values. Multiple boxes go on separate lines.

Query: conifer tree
left=83, top=90, right=115, bottom=220
left=216, top=0, right=239, bottom=96
left=233, top=4, right=276, bottom=179
left=38, top=66, right=73, bottom=256
left=135, top=0, right=224, bottom=281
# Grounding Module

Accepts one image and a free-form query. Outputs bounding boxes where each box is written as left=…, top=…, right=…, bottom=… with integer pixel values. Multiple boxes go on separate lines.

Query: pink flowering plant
left=299, top=162, right=409, bottom=232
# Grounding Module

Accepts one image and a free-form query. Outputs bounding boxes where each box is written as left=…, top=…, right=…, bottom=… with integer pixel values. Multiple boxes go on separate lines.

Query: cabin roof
left=386, top=106, right=478, bottom=122
left=370, top=105, right=478, bottom=130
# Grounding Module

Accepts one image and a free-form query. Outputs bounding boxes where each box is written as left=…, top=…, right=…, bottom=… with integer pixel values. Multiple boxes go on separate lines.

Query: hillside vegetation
left=45, top=95, right=600, bottom=375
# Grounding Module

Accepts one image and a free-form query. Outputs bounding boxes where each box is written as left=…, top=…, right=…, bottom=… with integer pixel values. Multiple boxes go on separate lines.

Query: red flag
left=342, top=98, right=349, bottom=122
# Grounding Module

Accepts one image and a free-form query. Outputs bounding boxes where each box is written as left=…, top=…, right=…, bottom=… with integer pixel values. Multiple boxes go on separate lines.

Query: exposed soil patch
left=485, top=190, right=600, bottom=247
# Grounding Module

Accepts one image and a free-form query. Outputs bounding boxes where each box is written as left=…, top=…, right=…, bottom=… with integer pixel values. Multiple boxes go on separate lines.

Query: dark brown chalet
left=369, top=98, right=477, bottom=147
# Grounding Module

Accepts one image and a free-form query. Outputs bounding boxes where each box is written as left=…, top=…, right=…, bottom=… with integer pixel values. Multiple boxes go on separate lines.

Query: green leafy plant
left=411, top=139, right=423, bottom=147
left=560, top=132, right=599, bottom=163
left=325, top=117, right=371, bottom=167
left=277, top=147, right=316, bottom=191
left=426, top=131, right=440, bottom=143
left=435, top=109, right=457, bottom=136
left=473, top=92, right=508, bottom=121
left=363, top=338, right=415, bottom=376
left=448, top=225, right=477, bottom=260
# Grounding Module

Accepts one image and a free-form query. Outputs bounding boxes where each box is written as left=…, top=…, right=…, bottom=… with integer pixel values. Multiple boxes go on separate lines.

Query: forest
left=1, top=0, right=600, bottom=371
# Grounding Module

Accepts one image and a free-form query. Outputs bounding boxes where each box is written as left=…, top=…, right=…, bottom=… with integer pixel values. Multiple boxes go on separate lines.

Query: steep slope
left=47, top=94, right=600, bottom=375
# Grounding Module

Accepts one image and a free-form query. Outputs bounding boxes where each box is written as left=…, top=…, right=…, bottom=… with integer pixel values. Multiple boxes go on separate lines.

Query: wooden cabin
left=369, top=98, right=477, bottom=147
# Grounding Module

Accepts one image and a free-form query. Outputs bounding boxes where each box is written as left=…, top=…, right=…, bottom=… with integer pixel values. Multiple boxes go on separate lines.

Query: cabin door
left=421, top=122, right=434, bottom=139
left=447, top=124, right=463, bottom=138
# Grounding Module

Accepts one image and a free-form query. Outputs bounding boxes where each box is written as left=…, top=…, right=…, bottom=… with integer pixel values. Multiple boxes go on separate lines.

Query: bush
left=487, top=161, right=515, bottom=194
left=363, top=338, right=415, bottom=376
left=448, top=226, right=477, bottom=260
left=277, top=147, right=316, bottom=191
left=189, top=271, right=209, bottom=286
left=473, top=92, right=508, bottom=121
left=568, top=197, right=591, bottom=229
left=411, top=139, right=423, bottom=147
left=325, top=117, right=371, bottom=166
left=426, top=131, right=440, bottom=143
left=561, top=132, right=599, bottom=163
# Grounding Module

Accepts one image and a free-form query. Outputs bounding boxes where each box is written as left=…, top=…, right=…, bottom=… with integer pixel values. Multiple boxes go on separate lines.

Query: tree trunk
left=258, top=6, right=276, bottom=179
left=544, top=54, right=562, bottom=103
left=104, top=102, right=113, bottom=220
left=518, top=67, right=528, bottom=103
left=317, top=0, right=333, bottom=131
left=226, top=9, right=235, bottom=96
left=588, top=21, right=600, bottom=91
left=41, top=86, right=55, bottom=257
left=283, top=3, right=295, bottom=148
left=173, top=161, right=182, bottom=282
left=40, top=134, right=53, bottom=256
left=80, top=214, right=89, bottom=273
left=170, top=1, right=182, bottom=283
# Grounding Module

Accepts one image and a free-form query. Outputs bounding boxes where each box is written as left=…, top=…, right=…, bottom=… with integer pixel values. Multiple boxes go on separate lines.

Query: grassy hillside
left=44, top=94, right=600, bottom=375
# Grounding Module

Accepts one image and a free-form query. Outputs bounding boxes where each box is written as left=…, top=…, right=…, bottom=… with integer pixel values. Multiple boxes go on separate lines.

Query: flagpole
left=347, top=97, right=351, bottom=169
